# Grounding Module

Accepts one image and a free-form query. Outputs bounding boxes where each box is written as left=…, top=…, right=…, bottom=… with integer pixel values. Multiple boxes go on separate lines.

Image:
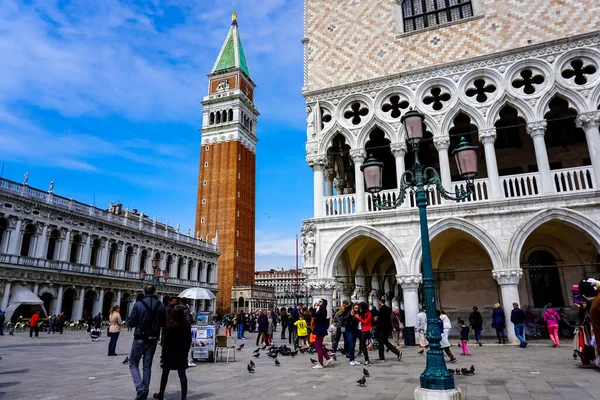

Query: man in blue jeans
left=127, top=285, right=166, bottom=400
left=237, top=312, right=246, bottom=340
left=510, top=302, right=527, bottom=348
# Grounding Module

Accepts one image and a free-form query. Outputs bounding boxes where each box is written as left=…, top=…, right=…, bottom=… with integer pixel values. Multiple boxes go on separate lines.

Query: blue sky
left=0, top=0, right=310, bottom=271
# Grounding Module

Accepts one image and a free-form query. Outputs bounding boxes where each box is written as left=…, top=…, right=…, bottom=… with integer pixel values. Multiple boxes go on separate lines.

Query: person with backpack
left=376, top=298, right=402, bottom=361
left=128, top=285, right=167, bottom=400
left=543, top=303, right=561, bottom=348
left=439, top=310, right=457, bottom=363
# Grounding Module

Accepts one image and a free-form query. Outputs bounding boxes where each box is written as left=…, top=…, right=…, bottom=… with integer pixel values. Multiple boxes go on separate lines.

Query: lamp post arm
left=370, top=170, right=415, bottom=210
left=423, top=167, right=474, bottom=202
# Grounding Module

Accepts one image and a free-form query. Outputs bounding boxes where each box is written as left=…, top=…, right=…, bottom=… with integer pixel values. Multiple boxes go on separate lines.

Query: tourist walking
left=266, top=312, right=274, bottom=344
left=294, top=312, right=309, bottom=349
left=29, top=311, right=40, bottom=338
left=510, top=302, right=527, bottom=348
left=355, top=302, right=373, bottom=366
left=439, top=310, right=457, bottom=363
left=492, top=303, right=507, bottom=343
left=331, top=301, right=347, bottom=353
left=416, top=307, right=427, bottom=354
left=280, top=307, right=289, bottom=339
left=9, top=312, right=18, bottom=335
left=391, top=307, right=404, bottom=348
left=108, top=305, right=122, bottom=356
left=153, top=307, right=192, bottom=400
left=469, top=306, right=483, bottom=346
left=94, top=312, right=102, bottom=329
left=458, top=318, right=470, bottom=355
left=256, top=311, right=268, bottom=346
left=56, top=312, right=65, bottom=334
left=47, top=313, right=56, bottom=334
left=342, top=303, right=359, bottom=365
left=128, top=284, right=167, bottom=400
left=543, top=303, right=561, bottom=348
left=311, top=299, right=333, bottom=369
left=376, top=298, right=402, bottom=361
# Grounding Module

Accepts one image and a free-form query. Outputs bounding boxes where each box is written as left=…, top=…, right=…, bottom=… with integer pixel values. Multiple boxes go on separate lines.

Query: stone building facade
left=254, top=269, right=313, bottom=309
left=301, top=0, right=600, bottom=341
left=230, top=284, right=275, bottom=314
left=196, top=15, right=258, bottom=313
left=0, top=177, right=219, bottom=321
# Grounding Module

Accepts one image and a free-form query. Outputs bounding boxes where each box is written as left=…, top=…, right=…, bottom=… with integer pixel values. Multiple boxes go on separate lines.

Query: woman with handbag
left=107, top=305, right=122, bottom=356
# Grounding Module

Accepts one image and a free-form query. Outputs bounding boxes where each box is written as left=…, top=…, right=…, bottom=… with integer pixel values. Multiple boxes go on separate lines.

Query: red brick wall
left=195, top=141, right=255, bottom=312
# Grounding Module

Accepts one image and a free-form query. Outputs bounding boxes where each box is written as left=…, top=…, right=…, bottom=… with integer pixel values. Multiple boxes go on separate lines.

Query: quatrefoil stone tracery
left=344, top=102, right=369, bottom=125
left=561, top=59, right=597, bottom=85
left=423, top=87, right=451, bottom=111
left=512, top=69, right=545, bottom=95
left=320, top=108, right=332, bottom=129
left=381, top=95, right=409, bottom=118
left=465, top=79, right=497, bottom=103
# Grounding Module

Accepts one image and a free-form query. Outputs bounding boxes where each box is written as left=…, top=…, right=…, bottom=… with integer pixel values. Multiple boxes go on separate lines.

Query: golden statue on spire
left=232, top=12, right=237, bottom=22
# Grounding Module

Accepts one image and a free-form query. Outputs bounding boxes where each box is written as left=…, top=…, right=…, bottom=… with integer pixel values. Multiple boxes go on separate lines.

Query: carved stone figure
left=301, top=223, right=316, bottom=266
left=216, top=80, right=230, bottom=92
left=306, top=106, right=315, bottom=139
left=23, top=172, right=29, bottom=185
left=48, top=180, right=55, bottom=193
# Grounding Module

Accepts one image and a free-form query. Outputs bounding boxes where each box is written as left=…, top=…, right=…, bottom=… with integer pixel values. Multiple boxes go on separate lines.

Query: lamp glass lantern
left=452, top=136, right=479, bottom=181
left=401, top=109, right=425, bottom=144
left=360, top=156, right=385, bottom=194
left=139, top=270, right=146, bottom=280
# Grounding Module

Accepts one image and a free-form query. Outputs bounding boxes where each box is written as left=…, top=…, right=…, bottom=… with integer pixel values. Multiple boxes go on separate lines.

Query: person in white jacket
left=439, top=310, right=457, bottom=363
left=416, top=307, right=428, bottom=354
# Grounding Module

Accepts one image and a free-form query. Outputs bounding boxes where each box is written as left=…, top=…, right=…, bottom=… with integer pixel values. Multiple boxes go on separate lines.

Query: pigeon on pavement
left=310, top=358, right=318, bottom=364
left=357, top=375, right=366, bottom=386
left=275, top=359, right=281, bottom=366
left=247, top=364, right=254, bottom=373
left=363, top=368, right=370, bottom=377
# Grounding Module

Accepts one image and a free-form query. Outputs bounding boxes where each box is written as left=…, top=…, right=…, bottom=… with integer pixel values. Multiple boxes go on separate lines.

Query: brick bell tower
left=195, top=13, right=258, bottom=313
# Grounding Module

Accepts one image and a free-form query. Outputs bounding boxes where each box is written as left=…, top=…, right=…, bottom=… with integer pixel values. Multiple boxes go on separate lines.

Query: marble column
left=357, top=287, right=368, bottom=305
left=133, top=247, right=141, bottom=272
left=338, top=282, right=353, bottom=305
left=75, top=288, right=85, bottom=321
left=119, top=243, right=127, bottom=270
left=33, top=283, right=39, bottom=296
left=324, top=168, right=335, bottom=197
left=55, top=285, right=64, bottom=314
left=35, top=224, right=48, bottom=258
left=433, top=136, right=452, bottom=191
left=478, top=128, right=502, bottom=199
left=308, top=155, right=328, bottom=217
left=576, top=111, right=600, bottom=188
left=7, top=219, right=22, bottom=255
left=351, top=150, right=367, bottom=213
left=115, top=290, right=121, bottom=306
left=493, top=269, right=523, bottom=344
left=60, top=229, right=71, bottom=261
left=527, top=122, right=554, bottom=194
left=390, top=142, right=408, bottom=190
left=93, top=288, right=105, bottom=316
left=101, top=239, right=110, bottom=268
left=71, top=289, right=79, bottom=320
left=1, top=281, right=12, bottom=311
left=82, top=234, right=92, bottom=265
left=309, top=281, right=335, bottom=318
left=397, top=274, right=422, bottom=330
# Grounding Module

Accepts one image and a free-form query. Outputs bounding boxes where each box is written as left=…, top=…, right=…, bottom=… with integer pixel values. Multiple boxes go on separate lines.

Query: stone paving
left=0, top=329, right=598, bottom=400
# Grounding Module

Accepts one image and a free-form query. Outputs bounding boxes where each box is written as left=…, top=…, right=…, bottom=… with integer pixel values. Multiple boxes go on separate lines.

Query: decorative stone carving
left=306, top=154, right=328, bottom=169
left=493, top=269, right=523, bottom=285
left=306, top=106, right=316, bottom=139
left=352, top=286, right=363, bottom=299
left=336, top=282, right=354, bottom=295
left=478, top=128, right=497, bottom=144
left=48, top=180, right=54, bottom=193
left=301, top=222, right=316, bottom=267
left=349, top=149, right=366, bottom=163
left=390, top=142, right=408, bottom=157
left=396, top=274, right=423, bottom=289
left=23, top=172, right=29, bottom=185
left=433, top=135, right=450, bottom=151
left=323, top=168, right=336, bottom=181
left=305, top=142, right=318, bottom=156
left=306, top=280, right=336, bottom=291
left=302, top=266, right=318, bottom=277
left=216, top=80, right=229, bottom=92
left=575, top=111, right=600, bottom=129
left=526, top=121, right=547, bottom=137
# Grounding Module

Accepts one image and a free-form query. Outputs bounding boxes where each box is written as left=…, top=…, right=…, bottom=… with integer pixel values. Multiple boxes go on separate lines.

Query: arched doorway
left=103, top=291, right=114, bottom=317
left=46, top=229, right=60, bottom=260
left=365, top=128, right=396, bottom=190
left=125, top=246, right=134, bottom=271
left=494, top=104, right=536, bottom=177
left=90, top=238, right=101, bottom=266
left=83, top=290, right=96, bottom=319
left=108, top=243, right=118, bottom=269
left=449, top=112, right=485, bottom=181
left=61, top=288, right=77, bottom=320
left=69, top=234, right=82, bottom=263
left=520, top=220, right=600, bottom=309
left=40, top=292, right=53, bottom=315
left=327, top=133, right=353, bottom=196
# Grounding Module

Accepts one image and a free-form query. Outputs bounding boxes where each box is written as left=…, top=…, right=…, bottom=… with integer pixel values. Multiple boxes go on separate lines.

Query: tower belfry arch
left=195, top=13, right=259, bottom=313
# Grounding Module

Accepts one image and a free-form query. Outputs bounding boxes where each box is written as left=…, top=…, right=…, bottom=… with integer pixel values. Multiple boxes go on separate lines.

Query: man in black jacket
left=236, top=312, right=246, bottom=340
left=127, top=285, right=166, bottom=400
left=510, top=302, right=527, bottom=348
left=377, top=298, right=402, bottom=361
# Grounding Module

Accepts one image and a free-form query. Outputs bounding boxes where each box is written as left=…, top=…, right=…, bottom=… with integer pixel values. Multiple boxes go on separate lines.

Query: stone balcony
left=322, top=165, right=596, bottom=216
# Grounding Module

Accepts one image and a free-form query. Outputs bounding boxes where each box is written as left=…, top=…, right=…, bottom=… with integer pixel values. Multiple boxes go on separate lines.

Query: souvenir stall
left=179, top=288, right=218, bottom=362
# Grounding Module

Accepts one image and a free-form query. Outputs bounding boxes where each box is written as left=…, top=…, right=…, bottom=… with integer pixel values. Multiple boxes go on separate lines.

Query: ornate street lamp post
left=361, top=110, right=478, bottom=391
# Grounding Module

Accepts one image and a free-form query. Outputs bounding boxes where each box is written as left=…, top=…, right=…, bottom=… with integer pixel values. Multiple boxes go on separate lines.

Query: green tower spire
left=211, top=13, right=251, bottom=78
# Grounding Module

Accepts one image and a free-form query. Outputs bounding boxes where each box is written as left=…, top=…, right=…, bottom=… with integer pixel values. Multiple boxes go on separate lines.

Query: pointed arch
left=357, top=117, right=396, bottom=148
left=507, top=208, right=600, bottom=269
left=487, top=96, right=533, bottom=126
left=408, top=217, right=505, bottom=275
left=441, top=104, right=485, bottom=135
left=537, top=89, right=586, bottom=120
left=319, top=123, right=355, bottom=155
left=322, top=225, right=407, bottom=279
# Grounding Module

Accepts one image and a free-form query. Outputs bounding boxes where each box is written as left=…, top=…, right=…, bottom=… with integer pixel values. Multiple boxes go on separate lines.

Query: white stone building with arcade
left=0, top=177, right=219, bottom=321
left=300, top=0, right=600, bottom=342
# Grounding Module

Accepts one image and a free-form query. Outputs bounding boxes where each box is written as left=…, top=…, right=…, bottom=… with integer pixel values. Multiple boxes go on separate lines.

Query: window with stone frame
left=402, top=0, right=474, bottom=33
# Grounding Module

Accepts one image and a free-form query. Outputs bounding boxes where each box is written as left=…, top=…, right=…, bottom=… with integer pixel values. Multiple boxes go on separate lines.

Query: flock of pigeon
left=239, top=342, right=476, bottom=386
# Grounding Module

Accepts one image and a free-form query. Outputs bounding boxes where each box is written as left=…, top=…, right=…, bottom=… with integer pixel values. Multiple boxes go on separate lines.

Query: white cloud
left=255, top=230, right=298, bottom=257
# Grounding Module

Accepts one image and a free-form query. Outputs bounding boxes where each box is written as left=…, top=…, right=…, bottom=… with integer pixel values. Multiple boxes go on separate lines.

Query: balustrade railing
left=321, top=166, right=597, bottom=217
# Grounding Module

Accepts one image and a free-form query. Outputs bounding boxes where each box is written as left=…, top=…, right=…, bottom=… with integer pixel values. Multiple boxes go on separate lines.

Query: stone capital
left=492, top=269, right=523, bottom=285
left=306, top=154, right=328, bottom=169
left=526, top=121, right=547, bottom=138
left=575, top=111, right=600, bottom=130
left=478, top=128, right=497, bottom=145
left=350, top=149, right=366, bottom=163
left=336, top=282, right=355, bottom=295
left=433, top=135, right=450, bottom=151
left=306, top=279, right=336, bottom=292
left=390, top=142, right=408, bottom=157
left=396, top=274, right=423, bottom=289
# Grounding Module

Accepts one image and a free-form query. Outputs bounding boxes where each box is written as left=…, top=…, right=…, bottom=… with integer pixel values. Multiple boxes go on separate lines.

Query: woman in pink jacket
left=543, top=303, right=561, bottom=347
